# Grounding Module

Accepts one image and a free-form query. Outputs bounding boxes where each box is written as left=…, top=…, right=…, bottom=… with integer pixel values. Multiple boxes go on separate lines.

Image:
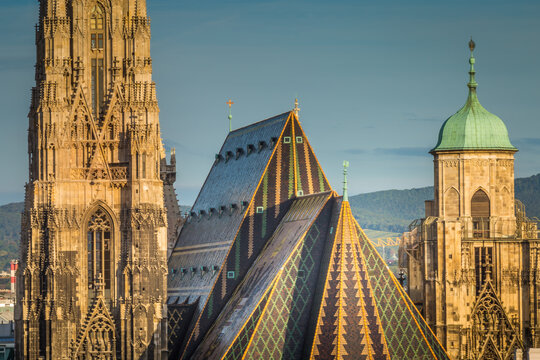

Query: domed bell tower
left=405, top=40, right=540, bottom=360
left=430, top=39, right=517, bottom=239
left=16, top=0, right=168, bottom=359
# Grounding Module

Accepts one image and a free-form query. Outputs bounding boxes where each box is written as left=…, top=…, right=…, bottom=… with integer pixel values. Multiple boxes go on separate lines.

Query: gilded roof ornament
left=469, top=37, right=476, bottom=52
left=226, top=99, right=234, bottom=132
left=293, top=98, right=300, bottom=117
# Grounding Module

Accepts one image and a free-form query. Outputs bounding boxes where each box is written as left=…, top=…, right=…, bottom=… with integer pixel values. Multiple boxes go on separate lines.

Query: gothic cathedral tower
left=15, top=0, right=168, bottom=358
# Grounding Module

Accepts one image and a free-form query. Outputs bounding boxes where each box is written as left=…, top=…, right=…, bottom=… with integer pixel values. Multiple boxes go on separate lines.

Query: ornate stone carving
left=18, top=1, right=168, bottom=357
left=468, top=278, right=524, bottom=360
left=497, top=160, right=513, bottom=167
left=442, top=159, right=459, bottom=167
left=72, top=295, right=116, bottom=359
left=471, top=159, right=490, bottom=167
left=129, top=206, right=167, bottom=229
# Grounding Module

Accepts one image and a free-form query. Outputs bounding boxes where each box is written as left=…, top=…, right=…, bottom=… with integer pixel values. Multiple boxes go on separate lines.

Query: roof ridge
left=228, top=111, right=292, bottom=135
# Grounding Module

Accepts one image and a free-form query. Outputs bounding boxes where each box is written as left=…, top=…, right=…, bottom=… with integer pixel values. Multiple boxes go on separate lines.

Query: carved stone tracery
left=17, top=0, right=170, bottom=358
left=469, top=278, right=523, bottom=360
left=72, top=294, right=116, bottom=360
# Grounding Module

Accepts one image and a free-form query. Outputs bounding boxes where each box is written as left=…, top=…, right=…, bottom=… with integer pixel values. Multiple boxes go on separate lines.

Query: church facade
left=15, top=0, right=172, bottom=358
left=403, top=41, right=539, bottom=359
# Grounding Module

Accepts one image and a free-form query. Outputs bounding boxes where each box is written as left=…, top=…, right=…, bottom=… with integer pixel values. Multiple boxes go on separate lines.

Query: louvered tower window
left=90, top=4, right=105, bottom=116
left=472, top=190, right=490, bottom=238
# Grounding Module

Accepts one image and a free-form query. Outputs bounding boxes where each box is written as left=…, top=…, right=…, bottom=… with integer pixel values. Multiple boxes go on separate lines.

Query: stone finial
left=293, top=98, right=300, bottom=117
left=343, top=160, right=349, bottom=202
left=95, top=273, right=105, bottom=297
left=468, top=37, right=477, bottom=90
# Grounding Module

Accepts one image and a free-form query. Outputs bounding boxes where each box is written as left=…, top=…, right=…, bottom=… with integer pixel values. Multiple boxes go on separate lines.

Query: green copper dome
left=431, top=40, right=516, bottom=153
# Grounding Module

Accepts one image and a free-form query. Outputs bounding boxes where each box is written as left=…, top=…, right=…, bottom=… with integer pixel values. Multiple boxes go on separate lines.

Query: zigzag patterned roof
left=310, top=199, right=451, bottom=359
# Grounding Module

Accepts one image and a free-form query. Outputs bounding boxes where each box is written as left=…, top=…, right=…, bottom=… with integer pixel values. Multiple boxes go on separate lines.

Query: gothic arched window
left=90, top=4, right=105, bottom=116
left=472, top=190, right=490, bottom=238
left=87, top=208, right=112, bottom=298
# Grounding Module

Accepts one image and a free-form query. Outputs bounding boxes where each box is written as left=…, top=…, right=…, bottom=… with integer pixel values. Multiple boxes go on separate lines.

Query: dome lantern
left=430, top=39, right=517, bottom=153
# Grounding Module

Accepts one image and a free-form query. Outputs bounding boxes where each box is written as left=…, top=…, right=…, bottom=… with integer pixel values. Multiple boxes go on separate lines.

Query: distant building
left=167, top=110, right=450, bottom=359
left=0, top=294, right=15, bottom=360
left=403, top=40, right=539, bottom=359
left=0, top=321, right=14, bottom=360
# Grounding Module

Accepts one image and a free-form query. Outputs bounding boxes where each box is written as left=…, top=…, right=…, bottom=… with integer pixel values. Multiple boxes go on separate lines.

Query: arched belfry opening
left=87, top=208, right=113, bottom=300
left=472, top=189, right=490, bottom=238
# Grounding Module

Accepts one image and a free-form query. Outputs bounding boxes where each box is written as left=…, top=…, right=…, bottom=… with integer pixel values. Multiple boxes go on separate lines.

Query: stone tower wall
left=412, top=149, right=540, bottom=359
left=16, top=0, right=168, bottom=358
left=434, top=151, right=517, bottom=237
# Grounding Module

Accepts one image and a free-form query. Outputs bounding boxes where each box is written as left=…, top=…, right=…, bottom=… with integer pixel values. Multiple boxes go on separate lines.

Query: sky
left=1, top=0, right=539, bottom=206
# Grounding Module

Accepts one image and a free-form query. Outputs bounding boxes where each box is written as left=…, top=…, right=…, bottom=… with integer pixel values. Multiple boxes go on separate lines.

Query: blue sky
left=1, top=0, right=539, bottom=205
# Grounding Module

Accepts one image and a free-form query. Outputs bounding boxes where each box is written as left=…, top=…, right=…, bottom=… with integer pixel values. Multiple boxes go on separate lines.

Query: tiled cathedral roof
left=168, top=110, right=450, bottom=359
left=310, top=199, right=450, bottom=359
left=168, top=111, right=331, bottom=358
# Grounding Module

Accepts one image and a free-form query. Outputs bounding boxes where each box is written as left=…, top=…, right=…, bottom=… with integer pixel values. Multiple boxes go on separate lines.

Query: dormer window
left=236, top=148, right=244, bottom=159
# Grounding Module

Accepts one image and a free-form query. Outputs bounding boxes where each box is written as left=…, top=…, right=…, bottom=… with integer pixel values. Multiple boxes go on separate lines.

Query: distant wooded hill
left=349, top=173, right=540, bottom=233
left=1, top=173, right=540, bottom=270
left=0, top=202, right=23, bottom=271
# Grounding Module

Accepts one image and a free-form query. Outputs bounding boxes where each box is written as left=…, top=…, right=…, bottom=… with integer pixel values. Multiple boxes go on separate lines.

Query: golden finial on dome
left=469, top=37, right=476, bottom=52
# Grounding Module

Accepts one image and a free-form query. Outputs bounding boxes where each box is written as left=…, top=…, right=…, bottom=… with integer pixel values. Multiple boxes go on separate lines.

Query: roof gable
left=309, top=201, right=450, bottom=359
left=191, top=112, right=291, bottom=215
left=168, top=111, right=334, bottom=358
left=191, top=193, right=333, bottom=360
